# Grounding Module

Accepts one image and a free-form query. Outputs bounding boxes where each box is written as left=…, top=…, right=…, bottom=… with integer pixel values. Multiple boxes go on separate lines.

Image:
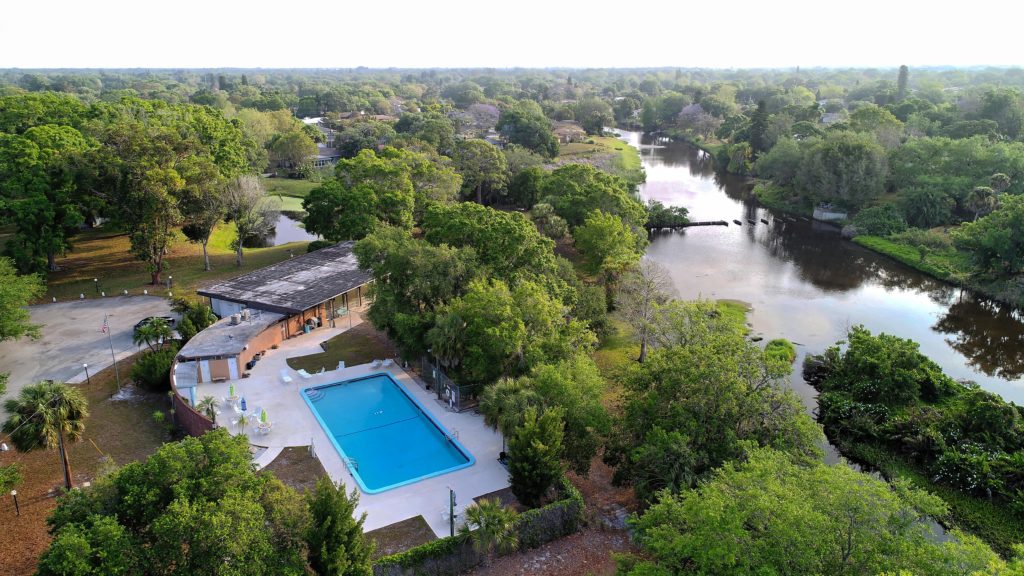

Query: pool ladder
left=344, top=457, right=359, bottom=472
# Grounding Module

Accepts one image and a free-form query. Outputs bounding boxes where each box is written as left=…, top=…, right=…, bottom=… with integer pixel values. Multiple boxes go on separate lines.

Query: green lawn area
left=286, top=323, right=396, bottom=373
left=269, top=194, right=306, bottom=212
left=852, top=234, right=965, bottom=280
left=41, top=226, right=309, bottom=303
left=262, top=177, right=318, bottom=198
left=557, top=134, right=645, bottom=186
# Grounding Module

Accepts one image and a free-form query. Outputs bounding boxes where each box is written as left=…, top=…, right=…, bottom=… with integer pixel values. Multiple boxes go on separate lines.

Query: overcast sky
left=2, top=0, right=1021, bottom=69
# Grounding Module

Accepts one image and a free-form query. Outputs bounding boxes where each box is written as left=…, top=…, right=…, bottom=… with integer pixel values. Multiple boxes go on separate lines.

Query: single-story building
left=174, top=242, right=373, bottom=399
left=553, top=121, right=587, bottom=144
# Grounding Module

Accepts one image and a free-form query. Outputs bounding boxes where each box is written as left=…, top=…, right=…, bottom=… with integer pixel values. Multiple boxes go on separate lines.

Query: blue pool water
left=302, top=373, right=474, bottom=493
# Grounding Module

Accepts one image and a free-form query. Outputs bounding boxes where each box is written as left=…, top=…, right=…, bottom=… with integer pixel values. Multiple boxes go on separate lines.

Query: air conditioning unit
left=230, top=313, right=241, bottom=325
left=241, top=309, right=251, bottom=321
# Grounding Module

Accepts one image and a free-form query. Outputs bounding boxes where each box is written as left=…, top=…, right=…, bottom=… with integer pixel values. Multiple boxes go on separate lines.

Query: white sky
left=2, top=0, right=1022, bottom=69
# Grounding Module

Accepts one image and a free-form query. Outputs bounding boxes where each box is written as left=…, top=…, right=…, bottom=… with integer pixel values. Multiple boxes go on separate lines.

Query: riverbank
left=853, top=235, right=1024, bottom=309
left=829, top=438, right=1024, bottom=557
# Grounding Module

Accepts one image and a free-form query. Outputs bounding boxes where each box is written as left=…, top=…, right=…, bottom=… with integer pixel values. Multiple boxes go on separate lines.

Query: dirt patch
left=0, top=353, right=168, bottom=576
left=474, top=486, right=521, bottom=511
left=568, top=457, right=638, bottom=525
left=262, top=446, right=327, bottom=493
left=468, top=528, right=633, bottom=576
left=367, top=515, right=437, bottom=559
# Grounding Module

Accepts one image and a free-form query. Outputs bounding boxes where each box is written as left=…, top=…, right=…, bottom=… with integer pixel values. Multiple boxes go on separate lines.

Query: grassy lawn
left=0, top=354, right=168, bottom=576
left=286, top=322, right=397, bottom=373
left=557, top=134, right=645, bottom=186
left=41, top=227, right=309, bottom=303
left=262, top=177, right=318, bottom=198
left=852, top=235, right=961, bottom=280
left=262, top=446, right=327, bottom=494
left=269, top=194, right=306, bottom=212
left=366, top=516, right=437, bottom=559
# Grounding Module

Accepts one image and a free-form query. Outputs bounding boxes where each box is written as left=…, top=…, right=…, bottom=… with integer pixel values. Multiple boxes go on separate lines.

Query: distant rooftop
left=197, top=242, right=372, bottom=315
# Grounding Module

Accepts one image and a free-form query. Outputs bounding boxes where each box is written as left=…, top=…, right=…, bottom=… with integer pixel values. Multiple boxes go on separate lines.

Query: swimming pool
left=302, top=373, right=475, bottom=493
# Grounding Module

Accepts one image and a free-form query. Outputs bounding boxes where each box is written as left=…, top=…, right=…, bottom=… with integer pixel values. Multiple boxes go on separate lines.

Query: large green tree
left=497, top=104, right=558, bottom=158
left=306, top=478, right=373, bottom=576
left=0, top=125, right=91, bottom=273
left=0, top=256, right=44, bottom=341
left=454, top=138, right=507, bottom=204
left=508, top=407, right=565, bottom=507
left=421, top=202, right=555, bottom=281
left=954, top=194, right=1024, bottom=276
left=303, top=148, right=415, bottom=241
left=795, top=130, right=888, bottom=210
left=538, top=163, right=646, bottom=229
left=624, top=448, right=1005, bottom=576
left=607, top=300, right=823, bottom=504
left=573, top=210, right=645, bottom=275
left=354, top=226, right=477, bottom=357
left=38, top=430, right=313, bottom=575
left=2, top=381, right=88, bottom=490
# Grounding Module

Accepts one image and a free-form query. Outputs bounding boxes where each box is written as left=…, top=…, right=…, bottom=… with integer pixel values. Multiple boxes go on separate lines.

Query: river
left=619, top=130, right=1024, bottom=410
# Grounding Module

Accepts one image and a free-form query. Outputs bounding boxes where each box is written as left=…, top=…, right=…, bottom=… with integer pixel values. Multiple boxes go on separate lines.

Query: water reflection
left=244, top=213, right=319, bottom=248
left=935, top=297, right=1024, bottom=381
left=622, top=129, right=1024, bottom=402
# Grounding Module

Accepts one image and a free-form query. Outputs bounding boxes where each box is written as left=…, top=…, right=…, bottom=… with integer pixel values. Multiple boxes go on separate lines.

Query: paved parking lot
left=0, top=296, right=174, bottom=414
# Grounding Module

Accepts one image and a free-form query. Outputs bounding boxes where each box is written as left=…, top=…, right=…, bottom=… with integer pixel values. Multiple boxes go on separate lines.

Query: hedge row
left=373, top=477, right=585, bottom=576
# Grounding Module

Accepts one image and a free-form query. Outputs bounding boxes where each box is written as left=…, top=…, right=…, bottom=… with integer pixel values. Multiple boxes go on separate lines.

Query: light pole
left=448, top=487, right=456, bottom=537
left=11, top=490, right=19, bottom=516
left=93, top=278, right=99, bottom=294
left=83, top=363, right=90, bottom=385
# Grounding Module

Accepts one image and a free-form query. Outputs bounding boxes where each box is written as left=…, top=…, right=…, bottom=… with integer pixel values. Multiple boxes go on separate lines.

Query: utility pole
left=449, top=487, right=456, bottom=537
left=105, top=315, right=121, bottom=390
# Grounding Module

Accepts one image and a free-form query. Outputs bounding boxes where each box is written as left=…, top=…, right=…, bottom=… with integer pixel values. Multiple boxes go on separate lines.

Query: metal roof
left=197, top=242, right=371, bottom=314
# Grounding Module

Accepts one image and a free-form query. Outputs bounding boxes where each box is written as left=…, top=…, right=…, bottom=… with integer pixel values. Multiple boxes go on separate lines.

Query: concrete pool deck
left=192, top=327, right=509, bottom=537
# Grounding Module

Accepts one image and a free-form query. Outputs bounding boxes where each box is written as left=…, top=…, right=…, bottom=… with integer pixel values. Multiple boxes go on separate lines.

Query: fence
left=417, top=356, right=482, bottom=412
left=171, top=391, right=215, bottom=437
left=373, top=477, right=585, bottom=576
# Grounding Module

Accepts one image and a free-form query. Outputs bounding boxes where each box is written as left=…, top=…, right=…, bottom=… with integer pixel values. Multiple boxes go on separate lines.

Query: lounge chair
left=381, top=359, right=394, bottom=368
left=279, top=368, right=293, bottom=384
left=297, top=369, right=312, bottom=379
left=315, top=366, right=326, bottom=375
left=370, top=359, right=383, bottom=369
left=336, top=360, right=346, bottom=370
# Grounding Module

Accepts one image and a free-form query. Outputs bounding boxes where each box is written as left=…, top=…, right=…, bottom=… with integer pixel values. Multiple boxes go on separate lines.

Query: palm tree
left=965, top=186, right=998, bottom=221
left=235, top=412, right=251, bottom=435
left=459, top=498, right=519, bottom=566
left=2, top=381, right=88, bottom=490
left=196, top=396, right=219, bottom=421
left=479, top=377, right=541, bottom=457
left=133, top=317, right=174, bottom=351
left=426, top=313, right=466, bottom=369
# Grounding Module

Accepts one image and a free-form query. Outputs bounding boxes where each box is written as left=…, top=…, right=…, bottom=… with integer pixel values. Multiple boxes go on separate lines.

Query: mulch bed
left=0, top=354, right=168, bottom=576
left=366, top=515, right=437, bottom=559
left=261, top=446, right=328, bottom=494
left=468, top=528, right=634, bottom=576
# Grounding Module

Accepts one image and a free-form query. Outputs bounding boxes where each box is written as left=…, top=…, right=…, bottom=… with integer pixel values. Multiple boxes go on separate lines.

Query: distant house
left=820, top=112, right=845, bottom=125
left=313, top=145, right=342, bottom=168
left=370, top=114, right=398, bottom=123
left=553, top=121, right=587, bottom=144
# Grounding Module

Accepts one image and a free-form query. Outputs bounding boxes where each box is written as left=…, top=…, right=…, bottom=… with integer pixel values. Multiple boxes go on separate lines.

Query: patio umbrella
left=229, top=384, right=235, bottom=397
left=260, top=408, right=268, bottom=423
left=241, top=396, right=247, bottom=412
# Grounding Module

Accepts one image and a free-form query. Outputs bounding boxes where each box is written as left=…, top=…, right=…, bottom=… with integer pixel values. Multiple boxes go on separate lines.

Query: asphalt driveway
left=0, top=296, right=174, bottom=415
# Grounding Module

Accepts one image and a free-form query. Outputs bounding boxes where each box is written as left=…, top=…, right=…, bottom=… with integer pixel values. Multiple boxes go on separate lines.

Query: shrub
left=130, top=347, right=178, bottom=392
left=764, top=339, right=797, bottom=364
left=307, top=239, right=334, bottom=253
left=508, top=407, right=565, bottom=507
left=851, top=205, right=907, bottom=237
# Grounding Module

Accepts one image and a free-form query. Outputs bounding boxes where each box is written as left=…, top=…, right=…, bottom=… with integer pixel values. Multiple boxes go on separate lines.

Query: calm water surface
left=620, top=130, right=1024, bottom=406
